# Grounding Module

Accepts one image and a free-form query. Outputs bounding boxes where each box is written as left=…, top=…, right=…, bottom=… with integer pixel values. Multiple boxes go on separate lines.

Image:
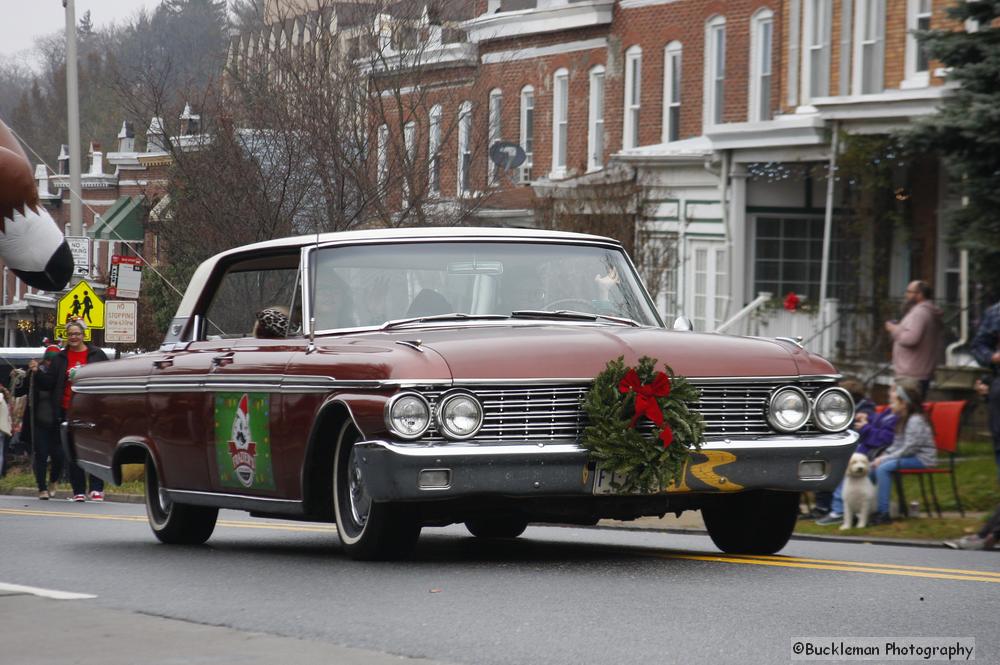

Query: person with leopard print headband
left=253, top=307, right=290, bottom=339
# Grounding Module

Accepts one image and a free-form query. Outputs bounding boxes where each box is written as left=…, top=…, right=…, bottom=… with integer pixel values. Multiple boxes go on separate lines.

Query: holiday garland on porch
left=581, top=356, right=704, bottom=494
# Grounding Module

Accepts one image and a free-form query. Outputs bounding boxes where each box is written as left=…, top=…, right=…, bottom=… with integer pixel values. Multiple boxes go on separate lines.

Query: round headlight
left=767, top=387, right=810, bottom=433
left=385, top=392, right=431, bottom=439
left=437, top=392, right=484, bottom=440
left=813, top=387, right=855, bottom=432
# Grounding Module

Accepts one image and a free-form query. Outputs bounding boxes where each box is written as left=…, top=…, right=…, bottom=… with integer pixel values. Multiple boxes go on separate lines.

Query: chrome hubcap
left=347, top=448, right=371, bottom=527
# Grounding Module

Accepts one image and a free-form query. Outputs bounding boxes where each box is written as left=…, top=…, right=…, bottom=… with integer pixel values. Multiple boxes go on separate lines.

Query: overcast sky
left=0, top=0, right=163, bottom=62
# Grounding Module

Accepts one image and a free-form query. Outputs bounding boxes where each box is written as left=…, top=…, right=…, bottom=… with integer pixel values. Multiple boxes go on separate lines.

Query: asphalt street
left=1, top=494, right=997, bottom=665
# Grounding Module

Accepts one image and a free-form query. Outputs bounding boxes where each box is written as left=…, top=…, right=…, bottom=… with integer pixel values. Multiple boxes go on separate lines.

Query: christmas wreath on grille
left=581, top=356, right=704, bottom=494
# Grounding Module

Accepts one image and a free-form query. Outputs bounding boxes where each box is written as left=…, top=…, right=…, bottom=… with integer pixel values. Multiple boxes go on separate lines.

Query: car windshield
left=309, top=241, right=661, bottom=331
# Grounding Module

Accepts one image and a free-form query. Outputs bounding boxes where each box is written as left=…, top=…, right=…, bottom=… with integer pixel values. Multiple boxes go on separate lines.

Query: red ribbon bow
left=783, top=292, right=800, bottom=311
left=619, top=368, right=674, bottom=447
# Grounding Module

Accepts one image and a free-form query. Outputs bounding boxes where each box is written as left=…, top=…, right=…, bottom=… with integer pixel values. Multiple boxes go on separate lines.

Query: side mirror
left=672, top=316, right=693, bottom=331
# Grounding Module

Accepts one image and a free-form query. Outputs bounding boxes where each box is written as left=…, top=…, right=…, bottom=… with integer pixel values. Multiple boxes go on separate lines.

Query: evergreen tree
left=906, top=1, right=1000, bottom=291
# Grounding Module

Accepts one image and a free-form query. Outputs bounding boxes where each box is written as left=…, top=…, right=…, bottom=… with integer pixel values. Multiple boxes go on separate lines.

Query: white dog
left=841, top=453, right=877, bottom=530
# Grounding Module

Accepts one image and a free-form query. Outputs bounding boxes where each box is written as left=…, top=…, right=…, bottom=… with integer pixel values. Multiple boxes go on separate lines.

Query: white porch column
left=729, top=162, right=748, bottom=308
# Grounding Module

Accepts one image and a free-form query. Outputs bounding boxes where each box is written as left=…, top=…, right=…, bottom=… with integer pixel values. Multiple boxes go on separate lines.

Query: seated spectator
left=868, top=378, right=936, bottom=525
left=842, top=378, right=876, bottom=421
left=816, top=383, right=898, bottom=525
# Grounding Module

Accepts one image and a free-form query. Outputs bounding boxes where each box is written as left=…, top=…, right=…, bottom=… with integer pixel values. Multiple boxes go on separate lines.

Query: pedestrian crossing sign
left=57, top=280, right=105, bottom=330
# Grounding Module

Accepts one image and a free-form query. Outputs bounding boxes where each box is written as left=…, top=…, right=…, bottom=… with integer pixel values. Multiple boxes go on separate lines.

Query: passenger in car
left=406, top=289, right=452, bottom=317
left=253, top=306, right=291, bottom=339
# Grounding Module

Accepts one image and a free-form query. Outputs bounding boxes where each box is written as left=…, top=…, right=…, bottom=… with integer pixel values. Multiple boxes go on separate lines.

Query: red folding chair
left=894, top=401, right=966, bottom=518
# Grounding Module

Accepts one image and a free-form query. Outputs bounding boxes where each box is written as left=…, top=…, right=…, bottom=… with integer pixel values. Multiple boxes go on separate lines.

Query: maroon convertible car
left=66, top=228, right=856, bottom=559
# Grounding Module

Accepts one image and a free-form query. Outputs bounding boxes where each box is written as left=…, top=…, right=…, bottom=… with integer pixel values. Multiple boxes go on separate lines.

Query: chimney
left=88, top=141, right=103, bottom=175
left=58, top=144, right=70, bottom=175
left=147, top=116, right=165, bottom=152
left=35, top=164, right=51, bottom=196
left=118, top=120, right=135, bottom=152
left=179, top=103, right=200, bottom=136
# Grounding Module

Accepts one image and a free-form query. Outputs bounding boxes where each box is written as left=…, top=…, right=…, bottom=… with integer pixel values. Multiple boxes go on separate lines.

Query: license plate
left=592, top=465, right=642, bottom=495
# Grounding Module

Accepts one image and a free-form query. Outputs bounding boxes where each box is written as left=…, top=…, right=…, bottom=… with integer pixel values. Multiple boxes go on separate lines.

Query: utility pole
left=64, top=0, right=83, bottom=237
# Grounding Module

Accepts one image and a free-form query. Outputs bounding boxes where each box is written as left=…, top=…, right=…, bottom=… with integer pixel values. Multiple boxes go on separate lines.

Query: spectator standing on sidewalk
left=885, top=281, right=943, bottom=396
left=16, top=346, right=64, bottom=499
left=970, top=297, right=1000, bottom=481
left=39, top=321, right=108, bottom=502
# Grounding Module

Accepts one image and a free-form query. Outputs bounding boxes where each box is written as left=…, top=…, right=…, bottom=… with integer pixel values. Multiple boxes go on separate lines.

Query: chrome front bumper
left=354, top=431, right=859, bottom=502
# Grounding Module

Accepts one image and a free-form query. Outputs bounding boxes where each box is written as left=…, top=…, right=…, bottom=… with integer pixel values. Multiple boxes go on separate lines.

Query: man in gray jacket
left=885, top=281, right=943, bottom=396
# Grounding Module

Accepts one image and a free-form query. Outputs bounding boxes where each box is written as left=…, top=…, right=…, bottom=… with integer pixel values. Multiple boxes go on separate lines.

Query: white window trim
left=852, top=0, right=886, bottom=95
left=376, top=123, right=388, bottom=189
left=662, top=41, right=682, bottom=142
left=703, top=17, right=726, bottom=128
left=749, top=11, right=774, bottom=121
left=519, top=85, right=534, bottom=184
left=902, top=0, right=932, bottom=88
left=587, top=65, right=605, bottom=172
left=801, top=0, right=832, bottom=102
left=550, top=68, right=569, bottom=178
left=457, top=101, right=472, bottom=197
left=622, top=45, right=642, bottom=150
left=488, top=88, right=503, bottom=185
left=402, top=120, right=416, bottom=207
left=428, top=105, right=442, bottom=197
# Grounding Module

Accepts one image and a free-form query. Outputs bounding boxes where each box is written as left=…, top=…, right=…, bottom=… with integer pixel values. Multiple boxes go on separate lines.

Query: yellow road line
left=4, top=507, right=998, bottom=583
left=646, top=552, right=1000, bottom=584
left=0, top=507, right=336, bottom=533
left=732, top=553, right=1000, bottom=578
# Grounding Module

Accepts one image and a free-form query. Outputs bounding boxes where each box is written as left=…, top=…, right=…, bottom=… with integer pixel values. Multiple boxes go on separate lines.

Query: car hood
left=331, top=323, right=835, bottom=381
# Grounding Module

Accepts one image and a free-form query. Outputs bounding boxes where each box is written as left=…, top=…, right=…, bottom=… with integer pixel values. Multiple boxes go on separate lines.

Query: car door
left=205, top=335, right=304, bottom=497
left=146, top=341, right=222, bottom=491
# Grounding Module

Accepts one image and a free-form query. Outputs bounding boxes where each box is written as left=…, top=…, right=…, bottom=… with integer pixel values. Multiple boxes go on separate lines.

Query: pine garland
left=582, top=356, right=704, bottom=494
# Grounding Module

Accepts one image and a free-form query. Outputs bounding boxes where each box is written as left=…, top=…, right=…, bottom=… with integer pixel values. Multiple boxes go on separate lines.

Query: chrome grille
left=420, top=380, right=834, bottom=443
